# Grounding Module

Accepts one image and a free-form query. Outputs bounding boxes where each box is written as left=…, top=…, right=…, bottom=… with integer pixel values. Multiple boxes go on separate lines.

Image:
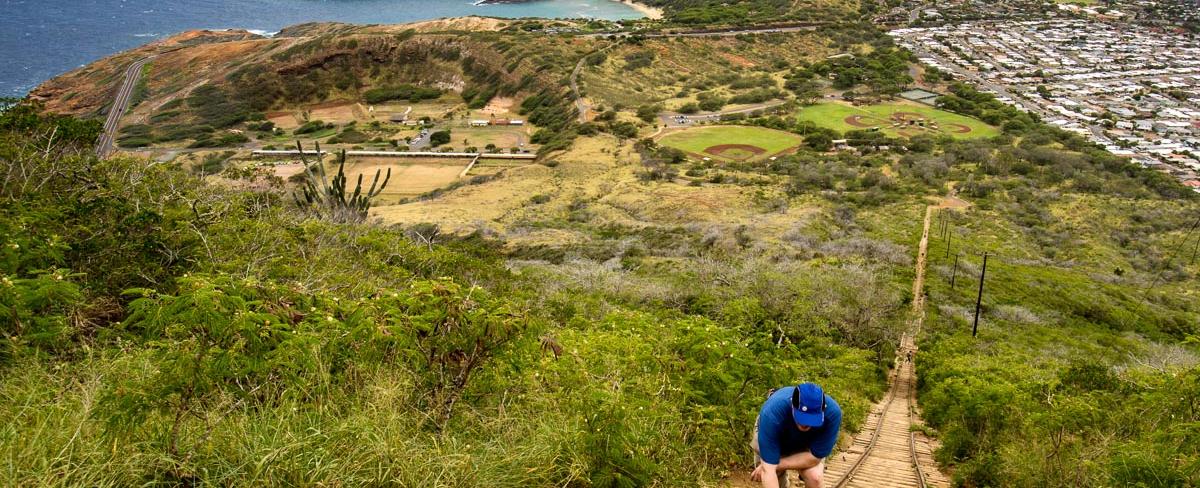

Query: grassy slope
left=580, top=34, right=830, bottom=109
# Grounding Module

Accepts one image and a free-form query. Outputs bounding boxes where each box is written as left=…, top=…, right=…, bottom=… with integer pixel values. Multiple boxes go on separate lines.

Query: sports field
left=796, top=103, right=998, bottom=139
left=657, top=125, right=804, bottom=162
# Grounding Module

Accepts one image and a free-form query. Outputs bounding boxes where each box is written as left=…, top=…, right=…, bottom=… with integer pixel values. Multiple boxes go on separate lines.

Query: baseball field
left=657, top=125, right=804, bottom=163
left=796, top=102, right=998, bottom=139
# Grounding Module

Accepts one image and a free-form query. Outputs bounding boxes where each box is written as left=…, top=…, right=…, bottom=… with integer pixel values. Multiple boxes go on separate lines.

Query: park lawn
left=657, top=125, right=804, bottom=161
left=797, top=102, right=998, bottom=139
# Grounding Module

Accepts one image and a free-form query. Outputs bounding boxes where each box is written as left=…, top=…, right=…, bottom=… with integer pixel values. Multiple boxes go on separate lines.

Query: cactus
left=292, top=141, right=390, bottom=222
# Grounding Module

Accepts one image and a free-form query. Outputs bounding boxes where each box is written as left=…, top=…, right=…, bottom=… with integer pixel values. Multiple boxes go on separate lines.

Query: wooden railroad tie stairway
left=823, top=204, right=949, bottom=488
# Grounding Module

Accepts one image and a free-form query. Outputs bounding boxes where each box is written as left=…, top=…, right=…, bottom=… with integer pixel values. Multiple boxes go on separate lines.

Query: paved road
left=407, top=128, right=432, bottom=150
left=657, top=100, right=791, bottom=127
left=96, top=56, right=154, bottom=159
left=570, top=43, right=617, bottom=123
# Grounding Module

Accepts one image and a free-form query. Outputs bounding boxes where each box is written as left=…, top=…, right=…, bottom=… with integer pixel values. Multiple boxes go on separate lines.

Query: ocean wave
left=133, top=33, right=160, bottom=38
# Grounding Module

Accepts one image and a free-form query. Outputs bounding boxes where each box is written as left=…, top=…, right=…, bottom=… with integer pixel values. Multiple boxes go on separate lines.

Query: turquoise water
left=1, top=0, right=643, bottom=97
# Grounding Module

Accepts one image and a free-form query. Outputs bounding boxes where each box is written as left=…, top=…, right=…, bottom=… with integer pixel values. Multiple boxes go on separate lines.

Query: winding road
left=570, top=43, right=617, bottom=123
left=95, top=56, right=154, bottom=159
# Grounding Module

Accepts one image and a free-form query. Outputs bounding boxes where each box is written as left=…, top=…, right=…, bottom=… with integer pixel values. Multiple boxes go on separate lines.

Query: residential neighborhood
left=892, top=19, right=1200, bottom=188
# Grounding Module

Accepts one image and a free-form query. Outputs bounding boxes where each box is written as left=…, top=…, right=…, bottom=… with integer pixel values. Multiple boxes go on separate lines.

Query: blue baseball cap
left=791, top=383, right=825, bottom=428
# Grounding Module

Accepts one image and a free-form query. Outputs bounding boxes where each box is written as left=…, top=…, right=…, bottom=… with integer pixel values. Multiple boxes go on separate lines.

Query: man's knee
left=801, top=465, right=823, bottom=488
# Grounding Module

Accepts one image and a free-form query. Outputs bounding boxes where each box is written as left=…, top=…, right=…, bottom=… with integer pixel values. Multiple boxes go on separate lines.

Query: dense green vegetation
left=1, top=104, right=893, bottom=485
left=362, top=84, right=443, bottom=104
left=902, top=126, right=1200, bottom=485
left=635, top=84, right=1200, bottom=485
left=642, top=0, right=857, bottom=24
left=15, top=13, right=1200, bottom=486
left=789, top=45, right=914, bottom=101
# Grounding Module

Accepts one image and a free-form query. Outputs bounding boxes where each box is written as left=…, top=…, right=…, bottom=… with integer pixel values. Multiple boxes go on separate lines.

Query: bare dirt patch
left=944, top=123, right=972, bottom=134
left=338, top=157, right=471, bottom=198
left=479, top=97, right=515, bottom=117
left=269, top=101, right=371, bottom=129
left=271, top=163, right=307, bottom=180
left=718, top=51, right=757, bottom=68
left=308, top=102, right=368, bottom=124
left=267, top=112, right=301, bottom=129
left=845, top=115, right=880, bottom=127
left=704, top=144, right=767, bottom=161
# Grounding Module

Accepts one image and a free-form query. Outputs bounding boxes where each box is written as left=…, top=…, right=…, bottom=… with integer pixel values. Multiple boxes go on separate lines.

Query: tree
left=636, top=104, right=661, bottom=123
left=790, top=79, right=823, bottom=105
left=805, top=132, right=834, bottom=152
left=430, top=130, right=451, bottom=147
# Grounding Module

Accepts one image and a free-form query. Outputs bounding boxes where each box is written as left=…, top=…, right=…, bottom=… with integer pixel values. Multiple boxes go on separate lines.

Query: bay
left=0, top=0, right=643, bottom=97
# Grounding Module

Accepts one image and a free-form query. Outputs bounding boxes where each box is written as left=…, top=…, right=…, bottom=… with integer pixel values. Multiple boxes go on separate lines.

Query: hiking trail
left=733, top=201, right=955, bottom=487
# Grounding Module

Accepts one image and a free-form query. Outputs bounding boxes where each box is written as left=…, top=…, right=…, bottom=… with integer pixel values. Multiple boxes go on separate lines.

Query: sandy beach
left=619, top=0, right=664, bottom=19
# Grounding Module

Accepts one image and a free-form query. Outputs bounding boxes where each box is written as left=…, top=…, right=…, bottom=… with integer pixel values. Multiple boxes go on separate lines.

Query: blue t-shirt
left=756, top=387, right=842, bottom=464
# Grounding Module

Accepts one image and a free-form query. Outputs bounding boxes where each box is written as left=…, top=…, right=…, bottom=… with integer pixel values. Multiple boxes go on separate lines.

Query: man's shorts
left=750, top=415, right=825, bottom=487
left=751, top=416, right=796, bottom=487
left=751, top=415, right=811, bottom=463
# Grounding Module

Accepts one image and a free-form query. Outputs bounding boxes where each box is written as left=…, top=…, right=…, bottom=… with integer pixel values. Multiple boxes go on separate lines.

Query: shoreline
left=615, top=0, right=663, bottom=20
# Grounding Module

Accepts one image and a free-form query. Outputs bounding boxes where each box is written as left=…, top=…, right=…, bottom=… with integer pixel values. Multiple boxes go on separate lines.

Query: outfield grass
left=796, top=102, right=998, bottom=139
left=657, top=125, right=804, bottom=162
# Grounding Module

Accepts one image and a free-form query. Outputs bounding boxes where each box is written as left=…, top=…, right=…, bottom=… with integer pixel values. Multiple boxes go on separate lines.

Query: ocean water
left=0, top=0, right=643, bottom=97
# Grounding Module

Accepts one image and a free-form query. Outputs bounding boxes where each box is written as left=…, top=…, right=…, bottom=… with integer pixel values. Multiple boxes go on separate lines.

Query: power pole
left=1191, top=234, right=1200, bottom=265
left=972, top=252, right=988, bottom=338
left=950, top=253, right=959, bottom=290
left=945, top=222, right=952, bottom=259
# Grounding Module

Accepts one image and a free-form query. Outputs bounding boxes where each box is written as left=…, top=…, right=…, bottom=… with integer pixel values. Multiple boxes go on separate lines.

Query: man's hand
left=751, top=462, right=782, bottom=488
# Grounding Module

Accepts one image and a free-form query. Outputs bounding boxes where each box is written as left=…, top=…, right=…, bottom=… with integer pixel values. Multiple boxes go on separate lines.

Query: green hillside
left=7, top=14, right=1200, bottom=488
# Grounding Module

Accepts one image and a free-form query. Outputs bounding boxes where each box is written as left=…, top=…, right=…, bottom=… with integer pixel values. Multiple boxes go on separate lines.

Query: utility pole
left=1191, top=234, right=1200, bottom=265
left=950, top=253, right=959, bottom=290
left=972, top=252, right=988, bottom=338
left=945, top=222, right=952, bottom=259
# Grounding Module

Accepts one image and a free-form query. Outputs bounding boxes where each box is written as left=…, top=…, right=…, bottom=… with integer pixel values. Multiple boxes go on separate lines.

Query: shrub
left=429, top=130, right=451, bottom=147
left=362, top=84, right=442, bottom=104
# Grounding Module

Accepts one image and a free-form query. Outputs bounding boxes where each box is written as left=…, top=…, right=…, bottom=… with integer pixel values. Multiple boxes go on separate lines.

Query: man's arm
left=778, top=451, right=822, bottom=471
left=756, top=463, right=781, bottom=488
left=754, top=453, right=821, bottom=487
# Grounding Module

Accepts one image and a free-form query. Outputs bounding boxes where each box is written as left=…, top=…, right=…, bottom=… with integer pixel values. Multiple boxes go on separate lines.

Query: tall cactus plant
left=292, top=141, right=391, bottom=222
